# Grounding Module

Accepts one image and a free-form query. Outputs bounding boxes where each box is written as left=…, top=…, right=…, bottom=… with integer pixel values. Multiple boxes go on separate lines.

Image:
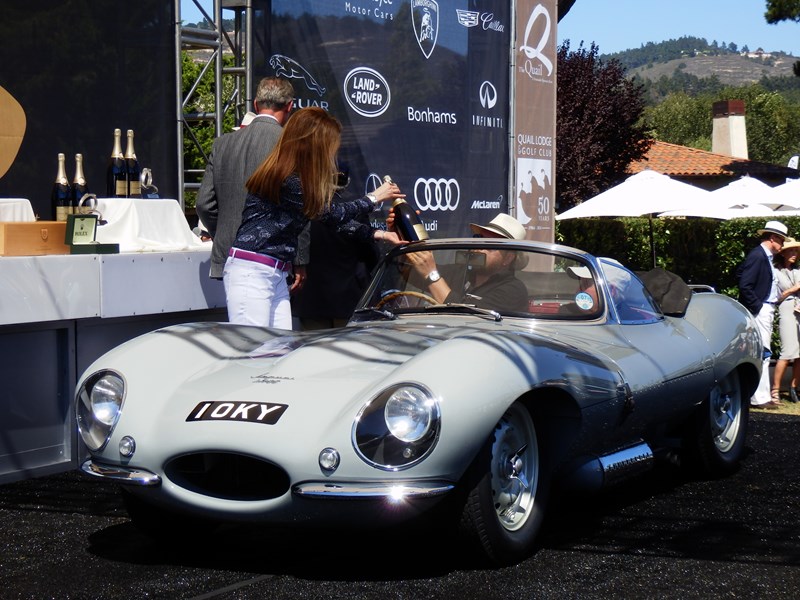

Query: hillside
left=628, top=53, right=798, bottom=86
left=602, top=37, right=799, bottom=86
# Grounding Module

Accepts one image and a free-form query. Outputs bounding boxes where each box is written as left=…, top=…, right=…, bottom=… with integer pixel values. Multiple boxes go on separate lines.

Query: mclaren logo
left=411, top=0, right=439, bottom=59
left=414, top=177, right=460, bottom=211
left=344, top=67, right=391, bottom=117
left=187, top=401, right=288, bottom=425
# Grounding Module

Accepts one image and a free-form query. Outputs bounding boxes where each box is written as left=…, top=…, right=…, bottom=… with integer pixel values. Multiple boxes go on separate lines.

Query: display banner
left=251, top=0, right=511, bottom=237
left=0, top=0, right=178, bottom=217
left=512, top=0, right=557, bottom=242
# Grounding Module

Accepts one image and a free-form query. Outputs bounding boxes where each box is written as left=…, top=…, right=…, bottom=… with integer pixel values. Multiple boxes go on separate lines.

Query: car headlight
left=354, top=383, right=440, bottom=470
left=76, top=370, right=126, bottom=452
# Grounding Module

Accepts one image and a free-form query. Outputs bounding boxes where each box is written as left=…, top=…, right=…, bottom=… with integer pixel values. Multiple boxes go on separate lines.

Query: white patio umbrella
left=769, top=178, right=800, bottom=210
left=555, top=169, right=710, bottom=220
left=555, top=170, right=710, bottom=267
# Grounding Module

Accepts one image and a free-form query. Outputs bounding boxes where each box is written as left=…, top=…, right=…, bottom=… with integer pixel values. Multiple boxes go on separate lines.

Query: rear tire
left=683, top=370, right=748, bottom=477
left=459, top=402, right=549, bottom=565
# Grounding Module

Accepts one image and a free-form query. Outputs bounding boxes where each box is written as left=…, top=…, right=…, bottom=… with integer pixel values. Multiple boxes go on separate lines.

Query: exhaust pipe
left=561, top=441, right=654, bottom=492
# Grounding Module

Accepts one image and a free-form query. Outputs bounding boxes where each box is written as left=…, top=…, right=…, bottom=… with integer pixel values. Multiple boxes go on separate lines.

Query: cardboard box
left=0, top=221, right=69, bottom=256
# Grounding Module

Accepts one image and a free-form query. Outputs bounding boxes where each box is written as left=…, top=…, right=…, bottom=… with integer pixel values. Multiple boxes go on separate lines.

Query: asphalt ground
left=1, top=412, right=799, bottom=600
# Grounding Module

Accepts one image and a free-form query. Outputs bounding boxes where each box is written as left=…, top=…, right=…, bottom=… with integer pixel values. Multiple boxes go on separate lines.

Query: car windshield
left=354, top=241, right=606, bottom=320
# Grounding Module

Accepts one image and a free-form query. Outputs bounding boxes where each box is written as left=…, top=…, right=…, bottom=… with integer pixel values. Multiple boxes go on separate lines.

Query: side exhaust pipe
left=561, top=441, right=654, bottom=492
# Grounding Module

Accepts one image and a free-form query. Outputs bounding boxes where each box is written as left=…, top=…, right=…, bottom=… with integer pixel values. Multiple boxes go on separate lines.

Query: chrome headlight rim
left=76, top=369, right=126, bottom=452
left=353, top=382, right=440, bottom=471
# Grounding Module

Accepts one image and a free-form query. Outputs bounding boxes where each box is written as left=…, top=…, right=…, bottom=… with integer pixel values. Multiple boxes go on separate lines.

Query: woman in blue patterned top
left=225, top=107, right=405, bottom=328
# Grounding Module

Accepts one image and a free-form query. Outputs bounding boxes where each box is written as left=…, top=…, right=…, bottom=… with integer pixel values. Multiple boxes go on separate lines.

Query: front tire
left=683, top=370, right=749, bottom=477
left=459, top=402, right=548, bottom=565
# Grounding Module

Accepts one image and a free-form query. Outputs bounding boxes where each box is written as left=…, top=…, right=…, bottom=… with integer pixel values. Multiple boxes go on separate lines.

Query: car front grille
left=165, top=452, right=290, bottom=501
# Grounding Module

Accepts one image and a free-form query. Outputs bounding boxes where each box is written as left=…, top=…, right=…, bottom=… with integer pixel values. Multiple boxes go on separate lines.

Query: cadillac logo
left=411, top=0, right=439, bottom=59
left=343, top=67, right=391, bottom=117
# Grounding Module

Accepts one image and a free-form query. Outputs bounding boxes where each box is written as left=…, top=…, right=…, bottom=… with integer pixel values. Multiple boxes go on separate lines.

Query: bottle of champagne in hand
left=72, top=153, right=89, bottom=214
left=106, top=128, right=127, bottom=197
left=51, top=153, right=71, bottom=221
left=386, top=176, right=428, bottom=242
left=124, top=129, right=142, bottom=198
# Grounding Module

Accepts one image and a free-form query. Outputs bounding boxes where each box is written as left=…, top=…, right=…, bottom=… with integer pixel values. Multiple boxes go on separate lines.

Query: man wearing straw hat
left=737, top=220, right=789, bottom=409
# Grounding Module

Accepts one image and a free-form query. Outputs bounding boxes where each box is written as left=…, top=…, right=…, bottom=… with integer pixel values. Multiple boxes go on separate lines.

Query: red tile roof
left=628, top=140, right=798, bottom=180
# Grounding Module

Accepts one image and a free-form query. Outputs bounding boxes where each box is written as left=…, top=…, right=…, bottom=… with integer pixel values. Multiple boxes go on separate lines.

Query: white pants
left=752, top=302, right=775, bottom=405
left=223, top=256, right=292, bottom=329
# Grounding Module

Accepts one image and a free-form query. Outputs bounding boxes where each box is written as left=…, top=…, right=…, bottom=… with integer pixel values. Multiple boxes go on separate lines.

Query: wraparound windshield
left=355, top=242, right=607, bottom=320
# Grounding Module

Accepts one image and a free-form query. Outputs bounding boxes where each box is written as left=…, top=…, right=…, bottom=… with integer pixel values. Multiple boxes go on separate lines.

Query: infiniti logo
left=414, top=178, right=460, bottom=211
left=479, top=81, right=497, bottom=109
left=344, top=67, right=391, bottom=117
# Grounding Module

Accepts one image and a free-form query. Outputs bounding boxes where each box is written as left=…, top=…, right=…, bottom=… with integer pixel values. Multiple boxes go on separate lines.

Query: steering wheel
left=375, top=290, right=438, bottom=309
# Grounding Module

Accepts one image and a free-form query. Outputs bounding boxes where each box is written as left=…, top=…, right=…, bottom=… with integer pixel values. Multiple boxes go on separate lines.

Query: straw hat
left=469, top=213, right=526, bottom=240
left=757, top=220, right=789, bottom=239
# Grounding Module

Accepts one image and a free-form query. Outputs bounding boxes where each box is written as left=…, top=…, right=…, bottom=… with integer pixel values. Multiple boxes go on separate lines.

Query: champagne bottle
left=51, top=153, right=71, bottom=222
left=106, top=128, right=127, bottom=197
left=72, top=153, right=89, bottom=214
left=392, top=197, right=429, bottom=242
left=124, top=129, right=142, bottom=198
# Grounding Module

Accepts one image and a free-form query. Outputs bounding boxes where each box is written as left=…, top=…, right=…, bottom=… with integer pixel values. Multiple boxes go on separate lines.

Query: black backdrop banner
left=0, top=0, right=178, bottom=219
left=252, top=0, right=511, bottom=237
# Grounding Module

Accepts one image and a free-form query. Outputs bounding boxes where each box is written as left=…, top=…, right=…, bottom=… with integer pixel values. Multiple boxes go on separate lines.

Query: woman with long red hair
left=224, top=107, right=404, bottom=328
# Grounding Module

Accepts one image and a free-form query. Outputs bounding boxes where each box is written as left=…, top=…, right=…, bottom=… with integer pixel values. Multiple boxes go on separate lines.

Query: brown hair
left=246, top=107, right=342, bottom=219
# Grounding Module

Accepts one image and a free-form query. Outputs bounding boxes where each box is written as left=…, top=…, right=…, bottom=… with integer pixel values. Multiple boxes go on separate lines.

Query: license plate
left=186, top=401, right=288, bottom=425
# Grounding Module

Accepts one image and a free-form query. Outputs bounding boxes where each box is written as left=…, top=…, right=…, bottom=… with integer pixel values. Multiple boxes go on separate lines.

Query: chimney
left=712, top=100, right=748, bottom=159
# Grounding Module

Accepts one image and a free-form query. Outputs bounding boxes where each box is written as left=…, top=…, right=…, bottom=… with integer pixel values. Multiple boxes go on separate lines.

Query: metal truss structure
left=176, top=0, right=253, bottom=206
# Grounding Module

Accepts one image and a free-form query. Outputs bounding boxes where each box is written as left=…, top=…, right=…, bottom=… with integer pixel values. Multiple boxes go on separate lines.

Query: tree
left=556, top=42, right=653, bottom=210
left=641, top=92, right=712, bottom=150
left=765, top=1, right=800, bottom=74
left=765, top=0, right=800, bottom=22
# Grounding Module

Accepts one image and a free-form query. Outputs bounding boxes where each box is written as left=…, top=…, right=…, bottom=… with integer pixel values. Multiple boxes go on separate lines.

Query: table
left=0, top=198, right=36, bottom=222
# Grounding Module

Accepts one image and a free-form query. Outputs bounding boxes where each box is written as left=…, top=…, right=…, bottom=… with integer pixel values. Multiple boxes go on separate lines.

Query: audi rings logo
left=479, top=81, right=497, bottom=109
left=414, top=178, right=460, bottom=211
left=344, top=67, right=391, bottom=118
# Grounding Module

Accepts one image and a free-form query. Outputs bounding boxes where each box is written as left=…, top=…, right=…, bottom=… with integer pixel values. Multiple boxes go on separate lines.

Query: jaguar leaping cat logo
left=269, top=55, right=326, bottom=96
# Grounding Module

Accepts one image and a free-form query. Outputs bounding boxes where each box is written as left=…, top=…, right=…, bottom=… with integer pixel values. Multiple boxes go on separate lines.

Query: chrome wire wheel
left=709, top=371, right=742, bottom=454
left=488, top=403, right=539, bottom=532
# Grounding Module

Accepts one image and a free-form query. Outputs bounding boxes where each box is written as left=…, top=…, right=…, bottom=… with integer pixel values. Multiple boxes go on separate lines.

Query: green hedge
left=556, top=216, right=800, bottom=296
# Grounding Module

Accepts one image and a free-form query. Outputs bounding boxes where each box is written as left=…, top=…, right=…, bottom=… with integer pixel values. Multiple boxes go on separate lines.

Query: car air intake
left=165, top=452, right=290, bottom=501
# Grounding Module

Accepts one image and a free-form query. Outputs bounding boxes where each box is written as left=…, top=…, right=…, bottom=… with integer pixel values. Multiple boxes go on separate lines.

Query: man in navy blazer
left=197, top=77, right=308, bottom=284
left=737, top=220, right=789, bottom=408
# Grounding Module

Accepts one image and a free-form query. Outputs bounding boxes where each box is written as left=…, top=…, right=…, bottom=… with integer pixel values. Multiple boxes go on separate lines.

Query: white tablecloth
left=95, top=198, right=208, bottom=252
left=0, top=198, right=36, bottom=222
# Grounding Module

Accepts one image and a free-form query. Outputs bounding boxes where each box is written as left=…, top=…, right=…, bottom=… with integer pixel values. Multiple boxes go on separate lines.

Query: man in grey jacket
left=197, top=77, right=308, bottom=286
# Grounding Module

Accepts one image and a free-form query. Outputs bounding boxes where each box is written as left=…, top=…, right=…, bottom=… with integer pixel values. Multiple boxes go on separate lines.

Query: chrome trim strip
left=293, top=480, right=454, bottom=499
left=80, top=459, right=161, bottom=486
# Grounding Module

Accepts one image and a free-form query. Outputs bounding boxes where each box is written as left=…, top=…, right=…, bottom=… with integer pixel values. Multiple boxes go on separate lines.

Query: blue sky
left=181, top=1, right=800, bottom=57
left=557, top=0, right=800, bottom=56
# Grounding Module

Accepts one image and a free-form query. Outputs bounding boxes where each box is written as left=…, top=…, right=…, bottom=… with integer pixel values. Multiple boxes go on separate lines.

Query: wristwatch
left=426, top=270, right=441, bottom=283
left=366, top=193, right=378, bottom=204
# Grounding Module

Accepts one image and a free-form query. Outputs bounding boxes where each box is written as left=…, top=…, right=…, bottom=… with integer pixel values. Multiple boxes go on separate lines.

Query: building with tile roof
left=628, top=140, right=799, bottom=190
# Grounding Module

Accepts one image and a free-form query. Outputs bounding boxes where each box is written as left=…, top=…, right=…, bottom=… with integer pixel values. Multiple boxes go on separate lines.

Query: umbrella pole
left=649, top=215, right=656, bottom=269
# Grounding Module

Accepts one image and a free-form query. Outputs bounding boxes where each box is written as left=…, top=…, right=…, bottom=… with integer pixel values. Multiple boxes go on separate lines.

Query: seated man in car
left=401, top=213, right=529, bottom=313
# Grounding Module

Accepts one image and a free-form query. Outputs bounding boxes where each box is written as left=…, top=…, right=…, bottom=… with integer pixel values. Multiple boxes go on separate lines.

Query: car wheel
left=683, top=370, right=748, bottom=477
left=121, top=489, right=217, bottom=542
left=459, top=402, right=548, bottom=565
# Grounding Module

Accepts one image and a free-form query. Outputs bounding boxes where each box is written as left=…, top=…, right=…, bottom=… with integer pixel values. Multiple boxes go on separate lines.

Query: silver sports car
left=76, top=238, right=762, bottom=564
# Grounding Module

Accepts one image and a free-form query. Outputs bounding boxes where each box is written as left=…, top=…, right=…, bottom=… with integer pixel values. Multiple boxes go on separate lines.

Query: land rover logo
left=344, top=67, right=391, bottom=118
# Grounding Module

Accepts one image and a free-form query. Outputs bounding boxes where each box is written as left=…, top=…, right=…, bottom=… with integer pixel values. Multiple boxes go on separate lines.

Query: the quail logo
left=518, top=4, right=554, bottom=78
left=455, top=10, right=505, bottom=32
left=414, top=177, right=460, bottom=211
left=411, top=0, right=439, bottom=59
left=344, top=67, right=391, bottom=117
